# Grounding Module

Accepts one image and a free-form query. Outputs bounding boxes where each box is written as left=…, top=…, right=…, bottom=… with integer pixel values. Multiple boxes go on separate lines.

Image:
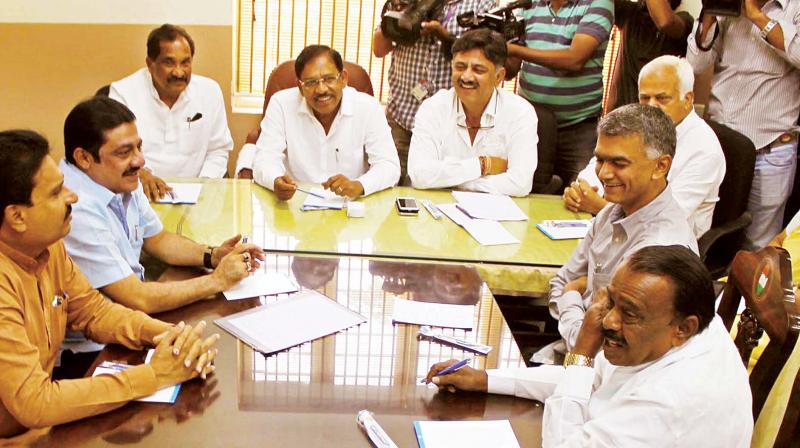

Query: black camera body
left=456, top=0, right=533, bottom=44
left=380, top=0, right=446, bottom=46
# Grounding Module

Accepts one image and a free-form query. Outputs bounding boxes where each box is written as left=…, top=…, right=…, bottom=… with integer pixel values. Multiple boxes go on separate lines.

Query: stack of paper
left=413, top=420, right=521, bottom=448
left=392, top=299, right=474, bottom=330
left=156, top=183, right=203, bottom=204
left=536, top=219, right=592, bottom=240
left=301, top=188, right=347, bottom=211
left=438, top=204, right=519, bottom=246
left=215, top=290, right=367, bottom=355
left=93, top=349, right=181, bottom=403
left=452, top=191, right=528, bottom=221
left=223, top=271, right=299, bottom=301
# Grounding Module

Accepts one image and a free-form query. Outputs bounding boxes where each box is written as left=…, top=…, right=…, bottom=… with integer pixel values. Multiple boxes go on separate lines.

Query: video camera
left=456, top=0, right=533, bottom=44
left=380, top=0, right=445, bottom=46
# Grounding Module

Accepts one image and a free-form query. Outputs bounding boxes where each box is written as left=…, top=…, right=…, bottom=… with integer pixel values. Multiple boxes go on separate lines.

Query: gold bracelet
left=563, top=352, right=594, bottom=368
left=485, top=156, right=492, bottom=175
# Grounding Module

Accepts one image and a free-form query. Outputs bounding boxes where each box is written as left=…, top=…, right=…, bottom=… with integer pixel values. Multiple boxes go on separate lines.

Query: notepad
left=536, top=219, right=592, bottom=240
left=413, top=420, right=521, bottom=448
left=156, top=183, right=203, bottom=204
left=452, top=191, right=528, bottom=221
left=301, top=188, right=347, bottom=211
left=392, top=299, right=474, bottom=330
left=215, top=290, right=366, bottom=355
left=223, top=271, right=299, bottom=301
left=438, top=204, right=519, bottom=246
left=92, top=349, right=181, bottom=404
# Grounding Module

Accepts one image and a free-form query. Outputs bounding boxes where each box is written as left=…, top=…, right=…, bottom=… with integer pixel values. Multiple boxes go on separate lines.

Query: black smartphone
left=395, top=197, right=420, bottom=215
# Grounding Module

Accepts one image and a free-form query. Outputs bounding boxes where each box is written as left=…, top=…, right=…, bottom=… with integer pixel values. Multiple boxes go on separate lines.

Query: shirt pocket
left=478, top=133, right=506, bottom=158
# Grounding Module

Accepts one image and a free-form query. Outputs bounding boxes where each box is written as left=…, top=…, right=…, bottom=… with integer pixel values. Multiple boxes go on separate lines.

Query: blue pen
left=422, top=358, right=472, bottom=383
left=297, top=187, right=325, bottom=199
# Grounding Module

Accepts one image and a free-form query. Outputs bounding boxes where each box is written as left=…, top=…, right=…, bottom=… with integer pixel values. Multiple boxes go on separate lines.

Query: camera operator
left=373, top=0, right=496, bottom=185
left=507, top=0, right=614, bottom=191
left=686, top=0, right=800, bottom=250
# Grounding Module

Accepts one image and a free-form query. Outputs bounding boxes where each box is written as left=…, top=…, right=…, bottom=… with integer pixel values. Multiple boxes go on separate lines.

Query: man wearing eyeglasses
left=407, top=29, right=538, bottom=197
left=250, top=45, right=400, bottom=200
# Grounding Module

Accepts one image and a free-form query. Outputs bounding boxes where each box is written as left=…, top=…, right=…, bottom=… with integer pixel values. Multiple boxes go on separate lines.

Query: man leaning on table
left=110, top=24, right=234, bottom=201
left=60, top=96, right=264, bottom=315
left=0, top=129, right=218, bottom=438
left=423, top=245, right=753, bottom=447
left=538, top=104, right=697, bottom=364
left=407, top=29, right=539, bottom=197
left=247, top=45, right=400, bottom=201
left=563, top=55, right=725, bottom=238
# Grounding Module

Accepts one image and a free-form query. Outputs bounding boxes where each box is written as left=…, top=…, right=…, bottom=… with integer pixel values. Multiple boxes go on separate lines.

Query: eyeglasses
left=299, top=73, right=342, bottom=89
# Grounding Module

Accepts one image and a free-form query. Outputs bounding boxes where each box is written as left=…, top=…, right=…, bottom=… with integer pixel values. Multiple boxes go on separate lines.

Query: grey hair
left=638, top=55, right=694, bottom=98
left=598, top=104, right=676, bottom=159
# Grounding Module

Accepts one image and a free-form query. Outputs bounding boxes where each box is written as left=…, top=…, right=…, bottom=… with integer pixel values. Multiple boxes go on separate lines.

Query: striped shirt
left=385, top=0, right=496, bottom=131
left=518, top=0, right=614, bottom=127
left=686, top=0, right=800, bottom=149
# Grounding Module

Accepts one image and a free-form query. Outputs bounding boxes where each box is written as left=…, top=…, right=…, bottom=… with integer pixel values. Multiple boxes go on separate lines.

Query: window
left=233, top=0, right=618, bottom=113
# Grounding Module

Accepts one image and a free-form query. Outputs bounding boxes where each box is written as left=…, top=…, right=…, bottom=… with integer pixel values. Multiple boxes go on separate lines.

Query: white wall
left=0, top=0, right=233, bottom=25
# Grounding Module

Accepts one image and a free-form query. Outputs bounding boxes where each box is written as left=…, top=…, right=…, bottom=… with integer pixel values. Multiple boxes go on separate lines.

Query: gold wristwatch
left=563, top=352, right=594, bottom=368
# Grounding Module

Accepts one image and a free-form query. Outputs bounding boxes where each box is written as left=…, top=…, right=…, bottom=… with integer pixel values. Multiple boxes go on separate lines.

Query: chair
left=698, top=120, right=756, bottom=278
left=717, top=247, right=800, bottom=447
left=530, top=103, right=562, bottom=194
left=244, top=59, right=374, bottom=146
left=95, top=85, right=110, bottom=97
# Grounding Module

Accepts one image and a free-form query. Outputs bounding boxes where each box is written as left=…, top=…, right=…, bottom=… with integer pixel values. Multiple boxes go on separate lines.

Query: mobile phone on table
left=395, top=197, right=420, bottom=216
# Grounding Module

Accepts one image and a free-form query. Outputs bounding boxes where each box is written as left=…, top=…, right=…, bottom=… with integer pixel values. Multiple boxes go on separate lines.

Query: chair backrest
left=706, top=120, right=756, bottom=227
left=95, top=85, right=110, bottom=97
left=717, top=246, right=800, bottom=442
left=260, top=59, right=374, bottom=118
left=530, top=103, right=561, bottom=194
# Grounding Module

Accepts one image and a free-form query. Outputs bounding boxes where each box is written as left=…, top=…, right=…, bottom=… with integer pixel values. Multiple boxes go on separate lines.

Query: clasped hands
left=563, top=179, right=606, bottom=214
left=150, top=320, right=220, bottom=388
left=273, top=174, right=364, bottom=201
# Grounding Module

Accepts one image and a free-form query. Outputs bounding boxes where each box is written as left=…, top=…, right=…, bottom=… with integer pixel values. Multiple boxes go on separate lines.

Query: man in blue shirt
left=61, top=96, right=264, bottom=314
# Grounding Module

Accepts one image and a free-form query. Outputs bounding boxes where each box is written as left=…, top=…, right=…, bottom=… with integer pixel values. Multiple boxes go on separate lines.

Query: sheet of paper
left=215, top=290, right=366, bottom=354
left=413, top=420, right=521, bottom=448
left=392, top=299, right=474, bottom=330
left=301, top=188, right=347, bottom=210
left=452, top=191, right=528, bottom=221
left=536, top=219, right=592, bottom=240
left=92, top=350, right=181, bottom=404
left=223, top=271, right=298, bottom=301
left=438, top=204, right=519, bottom=246
left=156, top=183, right=203, bottom=204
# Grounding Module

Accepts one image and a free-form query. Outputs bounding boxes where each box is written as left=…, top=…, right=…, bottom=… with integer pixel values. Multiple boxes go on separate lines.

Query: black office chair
left=531, top=103, right=562, bottom=194
left=698, top=120, right=756, bottom=278
left=95, top=85, right=110, bottom=97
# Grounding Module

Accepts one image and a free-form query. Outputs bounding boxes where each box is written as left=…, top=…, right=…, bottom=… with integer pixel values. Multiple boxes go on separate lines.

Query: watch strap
left=760, top=20, right=778, bottom=40
left=563, top=352, right=594, bottom=368
left=203, top=246, right=215, bottom=269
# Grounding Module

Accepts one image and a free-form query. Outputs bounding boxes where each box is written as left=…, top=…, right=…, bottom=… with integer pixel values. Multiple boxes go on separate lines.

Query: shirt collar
left=455, top=88, right=499, bottom=128
left=674, top=109, right=700, bottom=141
left=609, top=184, right=674, bottom=233
left=59, top=159, right=130, bottom=209
left=0, top=238, right=51, bottom=275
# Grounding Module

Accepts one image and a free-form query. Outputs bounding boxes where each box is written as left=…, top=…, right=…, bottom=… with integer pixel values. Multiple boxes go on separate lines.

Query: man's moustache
left=169, top=77, right=187, bottom=83
left=602, top=329, right=625, bottom=344
left=123, top=168, right=140, bottom=177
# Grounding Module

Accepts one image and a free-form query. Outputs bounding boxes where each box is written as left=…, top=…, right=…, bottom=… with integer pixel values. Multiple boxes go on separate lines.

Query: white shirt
left=487, top=316, right=753, bottom=447
left=110, top=68, right=234, bottom=178
left=408, top=88, right=539, bottom=197
left=577, top=110, right=725, bottom=237
left=250, top=87, right=400, bottom=195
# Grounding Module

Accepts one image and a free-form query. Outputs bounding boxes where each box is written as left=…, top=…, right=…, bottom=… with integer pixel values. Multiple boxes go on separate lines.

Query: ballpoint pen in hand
left=296, top=187, right=325, bottom=199
left=420, top=358, right=472, bottom=383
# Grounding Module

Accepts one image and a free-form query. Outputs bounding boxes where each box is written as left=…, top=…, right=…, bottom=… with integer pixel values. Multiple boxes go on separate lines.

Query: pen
left=167, top=190, right=177, bottom=201
left=242, top=235, right=249, bottom=244
left=547, top=220, right=587, bottom=228
left=297, top=187, right=325, bottom=199
left=420, top=358, right=472, bottom=383
left=435, top=358, right=471, bottom=377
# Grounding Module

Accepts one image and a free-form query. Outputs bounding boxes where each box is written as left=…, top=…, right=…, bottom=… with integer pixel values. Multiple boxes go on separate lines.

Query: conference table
left=155, top=179, right=586, bottom=295
left=38, top=180, right=587, bottom=446
left=43, top=256, right=543, bottom=447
